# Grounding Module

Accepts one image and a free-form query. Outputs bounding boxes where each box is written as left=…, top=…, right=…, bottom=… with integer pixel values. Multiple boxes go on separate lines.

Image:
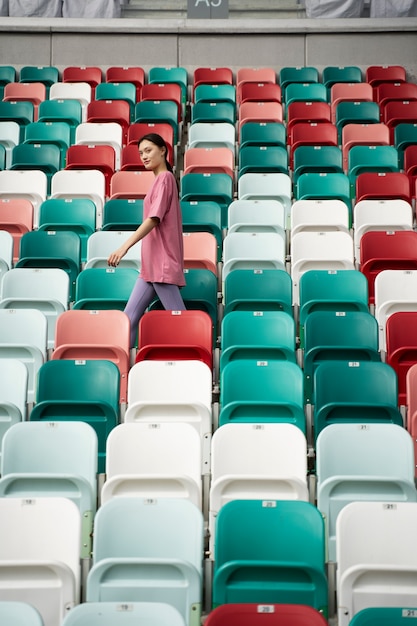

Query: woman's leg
left=153, top=282, right=186, bottom=312
left=124, top=277, right=156, bottom=347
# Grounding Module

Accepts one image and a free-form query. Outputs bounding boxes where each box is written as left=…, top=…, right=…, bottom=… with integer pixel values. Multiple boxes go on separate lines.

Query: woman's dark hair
left=138, top=133, right=173, bottom=172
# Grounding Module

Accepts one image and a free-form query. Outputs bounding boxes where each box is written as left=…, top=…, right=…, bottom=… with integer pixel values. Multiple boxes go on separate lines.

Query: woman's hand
left=107, top=246, right=128, bottom=267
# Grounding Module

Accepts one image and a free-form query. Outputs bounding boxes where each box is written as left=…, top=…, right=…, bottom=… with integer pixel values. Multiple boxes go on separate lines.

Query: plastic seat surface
left=0, top=601, right=44, bottom=626
left=61, top=601, right=186, bottom=626
left=223, top=268, right=293, bottom=316
left=85, top=230, right=141, bottom=271
left=50, top=169, right=105, bottom=229
left=205, top=603, right=328, bottom=625
left=74, top=267, right=139, bottom=311
left=386, top=311, right=417, bottom=405
left=0, top=169, right=47, bottom=228
left=349, top=607, right=417, bottom=626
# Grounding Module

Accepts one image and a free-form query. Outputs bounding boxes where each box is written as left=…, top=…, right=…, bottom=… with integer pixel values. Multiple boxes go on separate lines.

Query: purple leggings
left=124, top=277, right=185, bottom=347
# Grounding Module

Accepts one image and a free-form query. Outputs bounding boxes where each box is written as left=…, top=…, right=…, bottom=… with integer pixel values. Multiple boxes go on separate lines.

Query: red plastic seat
left=286, top=101, right=332, bottom=143
left=366, top=64, right=406, bottom=98
left=52, top=309, right=130, bottom=403
left=66, top=144, right=116, bottom=197
left=105, top=66, right=145, bottom=102
left=383, top=100, right=417, bottom=142
left=386, top=311, right=417, bottom=406
left=63, top=66, right=103, bottom=95
left=86, top=99, right=131, bottom=146
left=377, top=82, right=417, bottom=114
left=290, top=121, right=338, bottom=168
left=236, top=67, right=277, bottom=103
left=355, top=171, right=411, bottom=204
left=141, top=82, right=183, bottom=122
left=109, top=170, right=154, bottom=200
left=0, top=197, right=33, bottom=262
left=127, top=122, right=175, bottom=164
left=205, top=604, right=328, bottom=626
left=120, top=143, right=146, bottom=171
left=360, top=230, right=417, bottom=305
left=239, top=82, right=281, bottom=105
left=135, top=309, right=213, bottom=369
left=193, top=67, right=234, bottom=92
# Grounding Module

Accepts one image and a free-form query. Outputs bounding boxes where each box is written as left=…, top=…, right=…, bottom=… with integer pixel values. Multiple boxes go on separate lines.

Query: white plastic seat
left=336, top=501, right=417, bottom=626
left=227, top=199, right=286, bottom=238
left=61, top=602, right=186, bottom=626
left=0, top=360, right=27, bottom=465
left=353, top=199, right=414, bottom=261
left=86, top=497, right=204, bottom=626
left=0, top=308, right=47, bottom=403
left=374, top=269, right=417, bottom=353
left=124, top=360, right=213, bottom=473
left=0, top=497, right=81, bottom=626
left=317, top=423, right=417, bottom=563
left=209, top=422, right=309, bottom=555
left=222, top=231, right=286, bottom=282
left=101, top=422, right=202, bottom=508
left=50, top=169, right=106, bottom=229
left=0, top=268, right=70, bottom=349
left=75, top=122, right=123, bottom=170
left=291, top=199, right=350, bottom=238
left=237, top=172, right=292, bottom=228
left=0, top=121, right=21, bottom=168
left=85, top=230, right=141, bottom=271
left=187, top=122, right=236, bottom=154
left=291, top=230, right=355, bottom=306
left=0, top=170, right=47, bottom=229
left=49, top=82, right=92, bottom=122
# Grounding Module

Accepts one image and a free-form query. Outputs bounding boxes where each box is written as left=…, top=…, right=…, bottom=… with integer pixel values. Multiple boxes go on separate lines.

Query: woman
left=108, top=133, right=185, bottom=347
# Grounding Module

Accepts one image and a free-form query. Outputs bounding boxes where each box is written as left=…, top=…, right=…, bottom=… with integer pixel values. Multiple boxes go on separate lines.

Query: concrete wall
left=0, top=16, right=416, bottom=82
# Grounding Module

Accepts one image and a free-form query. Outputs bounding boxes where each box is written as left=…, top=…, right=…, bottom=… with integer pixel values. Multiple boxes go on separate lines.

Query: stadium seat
left=102, top=198, right=143, bottom=231
left=313, top=361, right=403, bottom=441
left=61, top=601, right=186, bottom=626
left=286, top=100, right=332, bottom=142
left=75, top=121, right=123, bottom=170
left=336, top=501, right=417, bottom=626
left=383, top=100, right=417, bottom=142
left=0, top=419, right=98, bottom=559
left=394, top=122, right=417, bottom=168
left=194, top=66, right=233, bottom=91
left=290, top=199, right=349, bottom=238
left=0, top=101, right=34, bottom=142
left=0, top=120, right=20, bottom=168
left=289, top=122, right=338, bottom=169
left=222, top=231, right=286, bottom=282
left=0, top=169, right=47, bottom=228
left=106, top=65, right=145, bottom=102
left=24, top=120, right=71, bottom=169
left=187, top=122, right=236, bottom=154
left=0, top=66, right=17, bottom=99
left=194, top=83, right=236, bottom=106
left=95, top=81, right=137, bottom=119
left=238, top=101, right=283, bottom=138
left=0, top=602, right=44, bottom=626
left=292, top=146, right=344, bottom=192
left=238, top=144, right=288, bottom=177
left=181, top=201, right=222, bottom=260
left=86, top=497, right=204, bottom=626
left=285, top=82, right=327, bottom=108
left=0, top=497, right=81, bottom=626
left=127, top=121, right=175, bottom=162
left=20, top=65, right=59, bottom=96
left=10, top=143, right=61, bottom=193
left=239, top=121, right=286, bottom=150
left=366, top=64, right=406, bottom=91
left=38, top=98, right=83, bottom=143
left=135, top=309, right=213, bottom=370
left=223, top=268, right=293, bottom=316
left=406, top=362, right=417, bottom=477
left=62, top=66, right=102, bottom=94
left=238, top=82, right=281, bottom=106
left=322, top=65, right=363, bottom=93
left=208, top=422, right=308, bottom=554
left=342, top=122, right=390, bottom=170
left=355, top=171, right=412, bottom=205
left=191, top=101, right=235, bottom=125
left=51, top=309, right=130, bottom=404
left=279, top=65, right=319, bottom=96
left=0, top=359, right=28, bottom=463
left=180, top=172, right=233, bottom=229
left=237, top=172, right=292, bottom=226
left=66, top=144, right=116, bottom=198
left=349, top=607, right=417, bottom=626
left=227, top=199, right=286, bottom=238
left=148, top=66, right=188, bottom=107
left=317, top=422, right=416, bottom=562
left=109, top=169, right=154, bottom=201
left=74, top=267, right=139, bottom=311
left=183, top=146, right=235, bottom=179
left=219, top=359, right=305, bottom=433
left=50, top=169, right=106, bottom=229
left=330, top=82, right=374, bottom=123
left=101, top=421, right=202, bottom=507
left=386, top=311, right=417, bottom=405
left=85, top=231, right=141, bottom=271
left=335, top=100, right=380, bottom=139
left=205, top=604, right=328, bottom=626
left=134, top=100, right=180, bottom=145
left=3, top=81, right=46, bottom=120
left=49, top=81, right=92, bottom=122
left=182, top=231, right=218, bottom=276
left=212, top=499, right=327, bottom=613
left=86, top=99, right=131, bottom=147
left=236, top=67, right=276, bottom=100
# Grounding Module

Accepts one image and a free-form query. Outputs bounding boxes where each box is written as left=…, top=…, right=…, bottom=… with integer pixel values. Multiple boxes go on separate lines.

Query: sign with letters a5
left=187, top=0, right=229, bottom=18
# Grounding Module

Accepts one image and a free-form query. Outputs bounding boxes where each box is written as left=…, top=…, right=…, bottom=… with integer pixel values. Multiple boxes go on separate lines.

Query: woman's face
left=138, top=139, right=166, bottom=174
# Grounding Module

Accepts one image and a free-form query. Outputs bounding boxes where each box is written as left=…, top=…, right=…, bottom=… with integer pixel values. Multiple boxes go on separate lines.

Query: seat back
left=61, top=601, right=186, bottom=626
left=205, top=603, right=328, bottom=626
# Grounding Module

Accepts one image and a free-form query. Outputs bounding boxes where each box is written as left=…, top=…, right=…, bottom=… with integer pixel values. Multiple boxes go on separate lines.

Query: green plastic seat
left=95, top=81, right=137, bottom=117
left=219, top=359, right=305, bottom=433
left=16, top=229, right=81, bottom=301
left=73, top=267, right=139, bottom=311
left=10, top=143, right=61, bottom=193
left=102, top=198, right=143, bottom=231
left=295, top=172, right=352, bottom=224
left=224, top=268, right=293, bottom=316
left=30, top=359, right=120, bottom=475
left=191, top=101, right=236, bottom=125
left=322, top=65, right=363, bottom=92
left=239, top=121, right=286, bottom=149
left=0, top=100, right=34, bottom=141
left=181, top=200, right=222, bottom=261
left=38, top=198, right=96, bottom=263
left=220, top=310, right=296, bottom=370
left=134, top=99, right=179, bottom=145
left=148, top=66, right=188, bottom=105
left=38, top=98, right=82, bottom=144
left=313, top=361, right=403, bottom=441
left=20, top=65, right=59, bottom=96
left=303, top=310, right=380, bottom=404
left=212, top=499, right=328, bottom=614
left=349, top=607, right=417, bottom=626
left=335, top=100, right=380, bottom=139
left=194, top=83, right=236, bottom=105
left=293, top=145, right=343, bottom=191
left=348, top=144, right=400, bottom=196
left=285, top=82, right=327, bottom=107
left=298, top=269, right=369, bottom=348
left=180, top=172, right=233, bottom=229
left=238, top=144, right=288, bottom=177
left=0, top=65, right=17, bottom=99
left=23, top=121, right=71, bottom=168
left=394, top=122, right=417, bottom=168
left=279, top=66, right=319, bottom=95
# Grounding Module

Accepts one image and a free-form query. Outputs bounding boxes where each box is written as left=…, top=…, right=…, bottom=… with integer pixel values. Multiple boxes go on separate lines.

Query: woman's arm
left=107, top=216, right=159, bottom=267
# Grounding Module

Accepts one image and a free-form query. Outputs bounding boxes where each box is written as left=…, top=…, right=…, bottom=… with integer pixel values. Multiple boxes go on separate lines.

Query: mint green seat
left=212, top=499, right=328, bottom=614
left=134, top=99, right=179, bottom=145
left=61, top=602, right=187, bottom=626
left=279, top=66, right=319, bottom=96
left=219, top=359, right=305, bottom=433
left=194, top=83, right=236, bottom=105
left=191, top=101, right=236, bottom=125
left=30, top=359, right=120, bottom=474
left=38, top=198, right=96, bottom=263
left=303, top=310, right=380, bottom=404
left=349, top=608, right=417, bottom=626
left=299, top=270, right=369, bottom=349
left=16, top=230, right=81, bottom=301
left=220, top=310, right=296, bottom=370
left=73, top=267, right=139, bottom=311
left=95, top=82, right=137, bottom=121
left=10, top=143, right=61, bottom=193
left=293, top=145, right=343, bottom=192
left=24, top=121, right=71, bottom=168
left=239, top=121, right=286, bottom=149
left=38, top=98, right=82, bottom=144
left=102, top=198, right=143, bottom=231
left=0, top=419, right=98, bottom=559
left=180, top=172, right=233, bottom=229
left=313, top=361, right=403, bottom=441
left=0, top=602, right=44, bottom=626
left=238, top=145, right=288, bottom=177
left=224, top=268, right=292, bottom=316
